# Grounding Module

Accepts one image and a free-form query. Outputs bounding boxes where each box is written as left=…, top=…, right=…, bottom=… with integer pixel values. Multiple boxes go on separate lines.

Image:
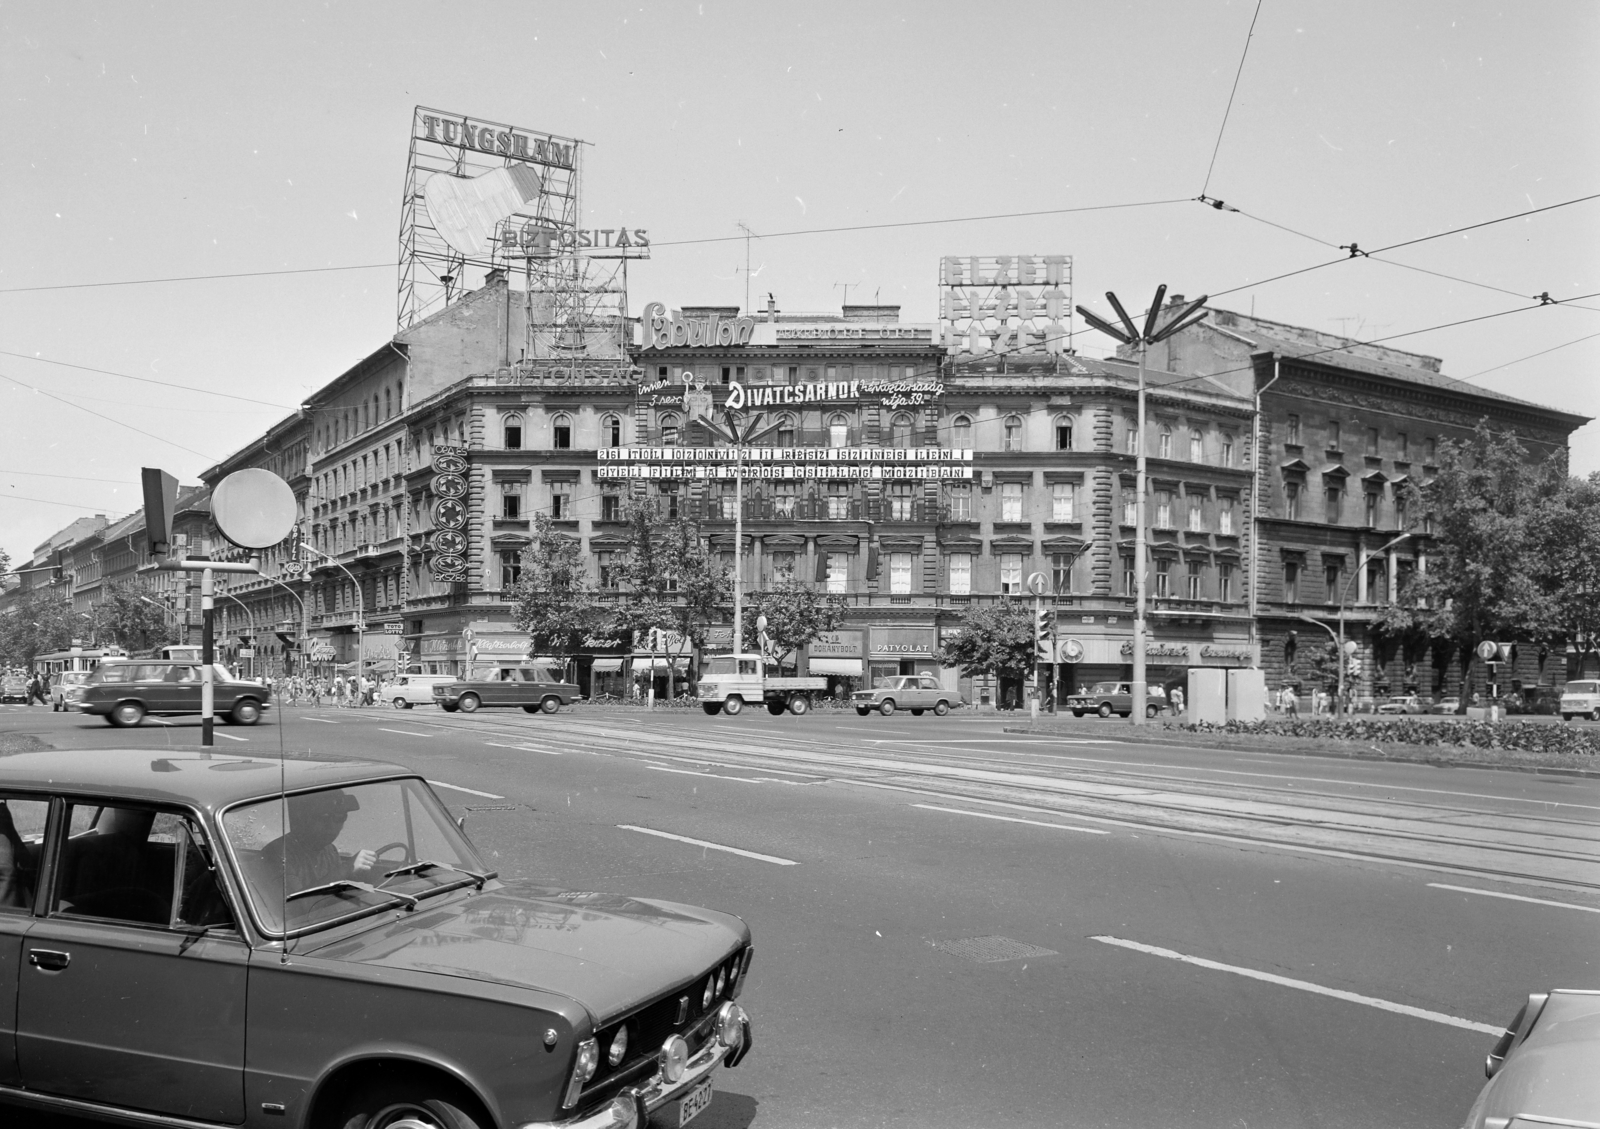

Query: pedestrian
left=333, top=677, right=346, bottom=708
left=1284, top=686, right=1299, bottom=717
left=26, top=673, right=46, bottom=707
left=1170, top=686, right=1185, bottom=716
left=362, top=675, right=375, bottom=707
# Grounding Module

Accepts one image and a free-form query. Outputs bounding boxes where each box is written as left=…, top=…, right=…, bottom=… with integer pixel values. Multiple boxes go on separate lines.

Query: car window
left=53, top=803, right=233, bottom=930
left=165, top=665, right=199, bottom=683
left=0, top=796, right=48, bottom=914
left=738, top=660, right=758, bottom=676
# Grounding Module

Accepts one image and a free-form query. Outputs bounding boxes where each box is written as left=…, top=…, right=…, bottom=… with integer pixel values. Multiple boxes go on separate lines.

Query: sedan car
left=1433, top=695, right=1462, bottom=715
left=1064, top=681, right=1168, bottom=719
left=50, top=669, right=91, bottom=712
left=433, top=665, right=580, bottom=714
left=0, top=749, right=754, bottom=1129
left=1376, top=694, right=1427, bottom=715
left=0, top=673, right=28, bottom=703
left=1461, top=989, right=1600, bottom=1128
left=852, top=674, right=956, bottom=717
left=77, top=659, right=271, bottom=727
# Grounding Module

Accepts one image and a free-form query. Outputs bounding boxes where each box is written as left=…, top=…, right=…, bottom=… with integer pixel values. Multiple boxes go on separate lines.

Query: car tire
left=458, top=694, right=481, bottom=714
left=330, top=1079, right=487, bottom=1129
left=934, top=700, right=950, bottom=716
left=723, top=696, right=744, bottom=716
left=789, top=694, right=810, bottom=716
left=1097, top=702, right=1113, bottom=719
left=702, top=703, right=721, bottom=715
left=393, top=697, right=409, bottom=709
left=523, top=704, right=539, bottom=713
left=1072, top=710, right=1084, bottom=718
left=767, top=700, right=785, bottom=716
left=111, top=701, right=145, bottom=728
left=1592, top=709, right=1600, bottom=723
left=1561, top=713, right=1572, bottom=721
left=910, top=708, right=925, bottom=716
left=855, top=707, right=870, bottom=716
left=540, top=696, right=561, bottom=715
left=879, top=699, right=896, bottom=717
left=441, top=703, right=459, bottom=713
left=1146, top=705, right=1158, bottom=719
left=230, top=699, right=262, bottom=726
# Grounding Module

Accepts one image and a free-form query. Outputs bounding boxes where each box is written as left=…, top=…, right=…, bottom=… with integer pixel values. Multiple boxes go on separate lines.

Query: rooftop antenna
left=737, top=222, right=756, bottom=315
left=833, top=282, right=854, bottom=310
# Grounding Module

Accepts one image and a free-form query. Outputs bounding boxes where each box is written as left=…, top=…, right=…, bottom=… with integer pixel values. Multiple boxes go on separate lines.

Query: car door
left=0, top=794, right=49, bottom=1087
left=16, top=800, right=248, bottom=1122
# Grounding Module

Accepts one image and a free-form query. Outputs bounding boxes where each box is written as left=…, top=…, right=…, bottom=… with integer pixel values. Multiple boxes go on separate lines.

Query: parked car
left=1376, top=694, right=1427, bottom=715
left=77, top=660, right=271, bottom=727
left=1064, top=681, right=1168, bottom=719
left=1462, top=989, right=1600, bottom=1128
left=381, top=672, right=457, bottom=709
left=0, top=748, right=753, bottom=1129
left=851, top=674, right=958, bottom=717
left=49, top=670, right=91, bottom=712
left=1, top=672, right=29, bottom=703
left=1559, top=679, right=1600, bottom=721
left=1433, top=695, right=1462, bottom=715
left=433, top=665, right=580, bottom=714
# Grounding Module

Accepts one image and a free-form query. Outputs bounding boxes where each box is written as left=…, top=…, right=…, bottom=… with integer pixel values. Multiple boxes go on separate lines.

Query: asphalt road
left=5, top=699, right=1598, bottom=1129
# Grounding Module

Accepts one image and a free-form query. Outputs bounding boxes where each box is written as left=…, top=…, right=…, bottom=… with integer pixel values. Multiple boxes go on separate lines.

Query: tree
left=611, top=500, right=731, bottom=696
left=96, top=582, right=177, bottom=654
left=1380, top=423, right=1569, bottom=708
left=740, top=576, right=848, bottom=669
left=0, top=588, right=76, bottom=669
left=1531, top=470, right=1600, bottom=674
left=511, top=514, right=602, bottom=661
left=938, top=600, right=1036, bottom=681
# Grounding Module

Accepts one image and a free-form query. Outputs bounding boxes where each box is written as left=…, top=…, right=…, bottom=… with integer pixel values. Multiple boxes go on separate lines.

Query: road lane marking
left=617, top=825, right=797, bottom=866
left=427, top=780, right=506, bottom=799
left=646, top=765, right=813, bottom=786
left=1090, top=936, right=1500, bottom=1035
left=214, top=732, right=249, bottom=742
left=301, top=717, right=338, bottom=724
left=1427, top=882, right=1600, bottom=914
left=913, top=804, right=1109, bottom=834
left=378, top=728, right=434, bottom=738
left=485, top=741, right=561, bottom=755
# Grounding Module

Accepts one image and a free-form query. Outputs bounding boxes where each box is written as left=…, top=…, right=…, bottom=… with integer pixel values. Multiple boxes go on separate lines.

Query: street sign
left=238, top=648, right=255, bottom=658
left=212, top=469, right=296, bottom=550
left=383, top=623, right=404, bottom=635
left=1496, top=642, right=1514, bottom=663
left=1026, top=571, right=1049, bottom=596
left=1476, top=640, right=1499, bottom=661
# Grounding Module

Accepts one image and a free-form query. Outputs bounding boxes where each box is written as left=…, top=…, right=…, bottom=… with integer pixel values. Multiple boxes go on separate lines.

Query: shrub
left=1176, top=718, right=1600, bottom=756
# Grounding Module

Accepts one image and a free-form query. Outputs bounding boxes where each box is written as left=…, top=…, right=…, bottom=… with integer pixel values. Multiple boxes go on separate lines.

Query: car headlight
left=716, top=968, right=726, bottom=997
left=605, top=1094, right=640, bottom=1129
left=716, top=1002, right=747, bottom=1050
left=607, top=1024, right=628, bottom=1066
left=659, top=1034, right=689, bottom=1084
left=563, top=1038, right=598, bottom=1109
left=702, top=977, right=714, bottom=1010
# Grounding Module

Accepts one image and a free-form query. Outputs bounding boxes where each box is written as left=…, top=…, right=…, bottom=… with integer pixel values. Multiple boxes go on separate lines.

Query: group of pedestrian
left=272, top=673, right=381, bottom=708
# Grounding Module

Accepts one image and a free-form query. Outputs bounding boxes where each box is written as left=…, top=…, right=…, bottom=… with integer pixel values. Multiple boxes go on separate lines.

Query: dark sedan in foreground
left=0, top=749, right=753, bottom=1129
left=76, top=658, right=271, bottom=727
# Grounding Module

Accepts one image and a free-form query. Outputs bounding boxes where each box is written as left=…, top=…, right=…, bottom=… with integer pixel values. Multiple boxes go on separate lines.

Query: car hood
left=308, top=880, right=747, bottom=1021
left=1474, top=992, right=1600, bottom=1126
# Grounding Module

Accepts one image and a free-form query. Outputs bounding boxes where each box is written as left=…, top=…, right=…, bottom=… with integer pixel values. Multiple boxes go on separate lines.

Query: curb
left=1001, top=726, right=1600, bottom=780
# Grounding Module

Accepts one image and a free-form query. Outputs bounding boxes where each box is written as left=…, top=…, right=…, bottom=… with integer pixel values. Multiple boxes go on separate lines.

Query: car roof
left=0, top=748, right=415, bottom=814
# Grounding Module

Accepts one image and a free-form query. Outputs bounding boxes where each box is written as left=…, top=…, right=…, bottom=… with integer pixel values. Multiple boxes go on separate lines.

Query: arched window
left=1055, top=416, right=1073, bottom=451
left=775, top=414, right=796, bottom=448
left=602, top=413, right=622, bottom=448
left=1190, top=427, right=1204, bottom=462
left=828, top=412, right=850, bottom=448
left=951, top=414, right=974, bottom=447
left=659, top=412, right=681, bottom=446
left=503, top=412, right=524, bottom=450
left=1158, top=424, right=1172, bottom=459
left=890, top=412, right=913, bottom=448
left=384, top=388, right=392, bottom=420
left=1003, top=415, right=1023, bottom=452
left=552, top=413, right=572, bottom=449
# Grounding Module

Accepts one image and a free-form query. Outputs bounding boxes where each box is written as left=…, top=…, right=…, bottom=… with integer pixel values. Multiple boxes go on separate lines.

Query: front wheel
left=230, top=699, right=262, bottom=726
left=540, top=696, right=561, bottom=714
left=934, top=700, right=950, bottom=716
left=1592, top=709, right=1600, bottom=722
left=457, top=694, right=481, bottom=714
left=1072, top=710, right=1085, bottom=718
left=111, top=701, right=145, bottom=728
left=1145, top=705, right=1158, bottom=719
left=855, top=707, right=870, bottom=716
left=879, top=698, right=896, bottom=717
left=329, top=1080, right=486, bottom=1129
left=523, top=704, right=539, bottom=713
left=1097, top=702, right=1113, bottom=719
left=1561, top=713, right=1572, bottom=721
left=702, top=702, right=721, bottom=716
left=392, top=697, right=409, bottom=709
left=723, top=696, right=744, bottom=716
left=788, top=694, right=810, bottom=716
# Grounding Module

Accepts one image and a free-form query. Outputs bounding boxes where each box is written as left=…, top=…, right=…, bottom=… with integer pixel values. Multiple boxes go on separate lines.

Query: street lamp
left=302, top=543, right=365, bottom=681
left=1076, top=286, right=1210, bottom=725
left=695, top=408, right=780, bottom=658
left=216, top=589, right=258, bottom=681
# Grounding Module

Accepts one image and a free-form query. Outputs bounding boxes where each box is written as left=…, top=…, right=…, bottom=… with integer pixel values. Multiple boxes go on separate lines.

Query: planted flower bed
left=1180, top=718, right=1600, bottom=756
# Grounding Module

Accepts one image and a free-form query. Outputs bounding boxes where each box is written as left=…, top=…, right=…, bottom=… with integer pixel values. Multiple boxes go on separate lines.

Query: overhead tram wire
left=0, top=371, right=220, bottom=462
left=1462, top=329, right=1600, bottom=381
left=0, top=492, right=130, bottom=516
left=1200, top=0, right=1266, bottom=200
left=0, top=349, right=296, bottom=409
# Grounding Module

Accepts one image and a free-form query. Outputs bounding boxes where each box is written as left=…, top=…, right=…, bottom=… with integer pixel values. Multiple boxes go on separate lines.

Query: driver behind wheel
left=261, top=789, right=378, bottom=893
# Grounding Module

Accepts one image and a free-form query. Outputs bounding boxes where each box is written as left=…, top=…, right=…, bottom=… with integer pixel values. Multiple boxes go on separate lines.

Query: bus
left=155, top=644, right=203, bottom=662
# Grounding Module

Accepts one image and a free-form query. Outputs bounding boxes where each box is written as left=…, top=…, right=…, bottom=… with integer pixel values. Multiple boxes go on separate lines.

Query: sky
left=3, top=0, right=1598, bottom=566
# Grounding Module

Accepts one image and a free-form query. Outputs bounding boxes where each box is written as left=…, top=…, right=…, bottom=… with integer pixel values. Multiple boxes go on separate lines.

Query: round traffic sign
left=1476, top=640, right=1499, bottom=661
left=1026, top=571, right=1050, bottom=596
left=211, top=468, right=297, bottom=550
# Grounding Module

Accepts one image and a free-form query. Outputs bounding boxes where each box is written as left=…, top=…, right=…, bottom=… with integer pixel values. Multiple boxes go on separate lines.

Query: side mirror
left=457, top=815, right=467, bottom=833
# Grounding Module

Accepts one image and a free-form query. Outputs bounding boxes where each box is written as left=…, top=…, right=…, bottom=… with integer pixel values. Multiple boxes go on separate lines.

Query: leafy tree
left=740, top=576, right=848, bottom=669
left=511, top=514, right=601, bottom=661
left=611, top=500, right=730, bottom=696
left=0, top=589, right=76, bottom=669
left=938, top=600, right=1036, bottom=681
left=1531, top=470, right=1600, bottom=673
left=96, top=582, right=177, bottom=654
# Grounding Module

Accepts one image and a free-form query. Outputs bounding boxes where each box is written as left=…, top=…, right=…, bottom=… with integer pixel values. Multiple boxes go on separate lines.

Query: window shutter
left=866, top=547, right=879, bottom=580
left=815, top=551, right=828, bottom=582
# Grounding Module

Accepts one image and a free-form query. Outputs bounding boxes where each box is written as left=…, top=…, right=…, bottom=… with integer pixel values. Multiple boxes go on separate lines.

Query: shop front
left=805, top=630, right=863, bottom=698
left=1050, top=624, right=1258, bottom=702
left=867, top=625, right=939, bottom=688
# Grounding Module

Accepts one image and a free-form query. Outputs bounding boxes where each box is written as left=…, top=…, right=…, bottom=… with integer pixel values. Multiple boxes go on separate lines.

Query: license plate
left=675, top=1078, right=713, bottom=1127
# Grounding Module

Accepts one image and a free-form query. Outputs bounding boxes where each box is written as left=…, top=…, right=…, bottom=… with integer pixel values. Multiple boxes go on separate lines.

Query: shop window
left=949, top=553, right=972, bottom=596
left=1001, top=482, right=1023, bottom=521
left=1186, top=560, right=1203, bottom=600
left=890, top=413, right=913, bottom=448
left=1218, top=563, right=1235, bottom=602
left=1003, top=415, right=1023, bottom=452
left=889, top=552, right=914, bottom=595
left=951, top=415, right=974, bottom=447
left=773, top=482, right=797, bottom=517
left=500, top=550, right=523, bottom=589
left=503, top=413, right=523, bottom=450
left=659, top=413, right=680, bottom=446
left=1051, top=482, right=1076, bottom=522
left=946, top=483, right=972, bottom=521
left=1000, top=553, right=1023, bottom=595
left=1055, top=417, right=1073, bottom=451
left=552, top=414, right=572, bottom=450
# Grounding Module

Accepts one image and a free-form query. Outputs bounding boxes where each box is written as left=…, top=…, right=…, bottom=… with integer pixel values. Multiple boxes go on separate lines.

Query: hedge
left=1178, top=718, right=1600, bottom=756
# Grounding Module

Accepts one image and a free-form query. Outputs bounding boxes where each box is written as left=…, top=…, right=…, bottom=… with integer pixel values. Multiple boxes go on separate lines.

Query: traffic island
left=0, top=732, right=51, bottom=757
left=1008, top=717, right=1600, bottom=778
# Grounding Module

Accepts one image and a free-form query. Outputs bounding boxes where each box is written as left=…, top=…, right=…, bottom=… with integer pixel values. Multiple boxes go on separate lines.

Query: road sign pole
left=201, top=568, right=214, bottom=747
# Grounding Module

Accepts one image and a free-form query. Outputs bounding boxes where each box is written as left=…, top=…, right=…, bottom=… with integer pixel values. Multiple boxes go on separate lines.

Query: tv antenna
left=736, top=222, right=758, bottom=314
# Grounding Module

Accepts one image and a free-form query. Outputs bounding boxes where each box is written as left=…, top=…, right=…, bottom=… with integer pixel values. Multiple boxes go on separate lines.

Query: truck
left=698, top=654, right=828, bottom=716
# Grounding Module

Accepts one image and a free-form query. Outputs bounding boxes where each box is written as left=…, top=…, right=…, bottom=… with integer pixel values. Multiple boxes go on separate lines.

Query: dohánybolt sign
left=430, top=446, right=470, bottom=583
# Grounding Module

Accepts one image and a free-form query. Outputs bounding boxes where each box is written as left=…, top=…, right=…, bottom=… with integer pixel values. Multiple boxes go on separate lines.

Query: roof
left=0, top=748, right=413, bottom=813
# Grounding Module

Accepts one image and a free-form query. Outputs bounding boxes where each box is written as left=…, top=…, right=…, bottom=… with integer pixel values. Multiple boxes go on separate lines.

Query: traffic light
left=1036, top=606, right=1055, bottom=661
left=141, top=468, right=179, bottom=557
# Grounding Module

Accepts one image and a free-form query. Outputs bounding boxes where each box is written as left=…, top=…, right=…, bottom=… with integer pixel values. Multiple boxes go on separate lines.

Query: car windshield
left=1087, top=683, right=1121, bottom=695
left=1565, top=681, right=1600, bottom=695
left=221, top=779, right=488, bottom=937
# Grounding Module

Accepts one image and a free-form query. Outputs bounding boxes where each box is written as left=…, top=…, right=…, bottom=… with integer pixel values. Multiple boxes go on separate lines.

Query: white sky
left=3, top=0, right=1598, bottom=565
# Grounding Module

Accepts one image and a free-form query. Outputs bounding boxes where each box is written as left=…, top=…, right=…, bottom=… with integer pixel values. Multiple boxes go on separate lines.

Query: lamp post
left=302, top=543, right=365, bottom=682
left=217, top=590, right=258, bottom=681
left=1076, top=286, right=1210, bottom=725
left=1333, top=531, right=1411, bottom=716
left=696, top=408, right=778, bottom=658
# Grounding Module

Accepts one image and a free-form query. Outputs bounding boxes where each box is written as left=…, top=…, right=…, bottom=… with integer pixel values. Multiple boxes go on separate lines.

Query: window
left=951, top=415, right=973, bottom=447
left=501, top=484, right=522, bottom=520
left=1155, top=491, right=1173, bottom=528
left=825, top=553, right=849, bottom=594
left=1221, top=434, right=1235, bottom=466
left=1154, top=558, right=1171, bottom=598
left=1325, top=485, right=1342, bottom=523
left=716, top=481, right=738, bottom=520
left=1121, top=491, right=1137, bottom=526
left=500, top=550, right=523, bottom=588
left=1396, top=494, right=1409, bottom=530
left=1324, top=563, right=1341, bottom=604
left=1125, top=420, right=1139, bottom=454
left=600, top=485, right=621, bottom=522
left=1001, top=482, right=1023, bottom=521
left=503, top=413, right=524, bottom=450
left=1424, top=437, right=1436, bottom=462
left=826, top=482, right=852, bottom=519
left=1186, top=560, right=1203, bottom=600
left=1365, top=492, right=1379, bottom=527
left=948, top=553, right=972, bottom=595
left=828, top=413, right=850, bottom=448
left=771, top=550, right=795, bottom=581
left=0, top=797, right=46, bottom=914
left=1218, top=496, right=1235, bottom=535
left=1122, top=555, right=1136, bottom=595
left=1158, top=425, right=1172, bottom=459
left=773, top=482, right=796, bottom=517
left=1284, top=561, right=1300, bottom=603
left=1050, top=552, right=1076, bottom=594
left=1003, top=415, right=1023, bottom=452
left=775, top=414, right=796, bottom=448
left=55, top=805, right=231, bottom=929
left=1055, top=417, right=1073, bottom=451
left=597, top=551, right=617, bottom=588
left=1327, top=420, right=1341, bottom=451
left=1367, top=560, right=1388, bottom=604
left=889, top=552, right=914, bottom=594
left=550, top=481, right=573, bottom=519
left=889, top=482, right=915, bottom=520
left=1218, top=563, right=1235, bottom=602
left=718, top=550, right=735, bottom=578
left=720, top=366, right=731, bottom=386
left=947, top=483, right=972, bottom=521
left=1398, top=433, right=1409, bottom=458
left=1368, top=427, right=1380, bottom=455
left=890, top=412, right=913, bottom=448
left=659, top=413, right=680, bottom=445
left=1285, top=481, right=1301, bottom=520
left=602, top=414, right=622, bottom=448
left=1000, top=553, right=1024, bottom=595
left=1188, top=494, right=1205, bottom=532
left=1051, top=482, right=1076, bottom=522
left=1189, top=428, right=1204, bottom=463
left=1286, top=414, right=1301, bottom=445
left=552, top=414, right=572, bottom=449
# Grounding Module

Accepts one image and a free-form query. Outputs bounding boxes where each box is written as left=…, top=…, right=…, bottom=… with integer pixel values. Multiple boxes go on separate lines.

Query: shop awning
left=808, top=658, right=863, bottom=677
left=590, top=658, right=624, bottom=673
left=632, top=656, right=689, bottom=672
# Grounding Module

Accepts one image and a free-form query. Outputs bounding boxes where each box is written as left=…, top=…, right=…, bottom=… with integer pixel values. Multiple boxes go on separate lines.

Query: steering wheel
left=372, top=842, right=410, bottom=862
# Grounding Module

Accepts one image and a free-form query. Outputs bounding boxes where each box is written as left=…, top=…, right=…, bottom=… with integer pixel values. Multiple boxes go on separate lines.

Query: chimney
left=765, top=293, right=778, bottom=322
left=484, top=268, right=507, bottom=288
left=1167, top=293, right=1185, bottom=308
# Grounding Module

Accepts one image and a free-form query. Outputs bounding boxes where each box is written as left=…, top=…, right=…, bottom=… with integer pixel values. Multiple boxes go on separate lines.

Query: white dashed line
left=378, top=728, right=434, bottom=738
left=1427, top=883, right=1600, bottom=915
left=213, top=732, right=249, bottom=742
left=426, top=780, right=506, bottom=799
left=617, top=825, right=797, bottom=866
left=301, top=717, right=338, bottom=724
left=1091, top=936, right=1499, bottom=1035
left=913, top=803, right=1109, bottom=834
left=646, top=765, right=813, bottom=786
left=485, top=741, right=561, bottom=755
